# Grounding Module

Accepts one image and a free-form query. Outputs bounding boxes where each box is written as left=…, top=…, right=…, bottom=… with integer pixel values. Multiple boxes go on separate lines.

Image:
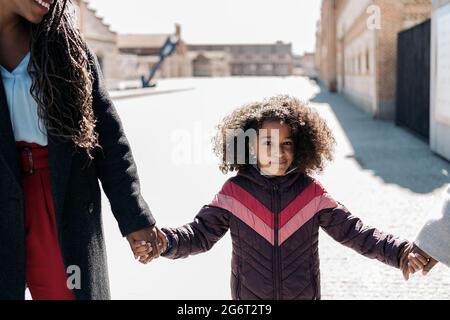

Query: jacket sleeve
left=88, top=48, right=156, bottom=237
left=162, top=205, right=231, bottom=259
left=319, top=203, right=408, bottom=268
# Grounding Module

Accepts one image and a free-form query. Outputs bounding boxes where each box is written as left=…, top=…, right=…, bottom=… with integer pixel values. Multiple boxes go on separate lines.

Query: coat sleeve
left=88, top=48, right=156, bottom=237
left=415, top=185, right=450, bottom=267
left=161, top=205, right=231, bottom=259
left=319, top=201, right=408, bottom=268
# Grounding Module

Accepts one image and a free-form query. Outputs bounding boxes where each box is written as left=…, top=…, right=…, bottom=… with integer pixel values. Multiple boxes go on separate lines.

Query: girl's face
left=9, top=0, right=54, bottom=24
left=253, top=120, right=295, bottom=177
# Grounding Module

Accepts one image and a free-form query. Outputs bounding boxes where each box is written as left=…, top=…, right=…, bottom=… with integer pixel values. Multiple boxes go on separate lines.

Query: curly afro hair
left=213, top=95, right=336, bottom=175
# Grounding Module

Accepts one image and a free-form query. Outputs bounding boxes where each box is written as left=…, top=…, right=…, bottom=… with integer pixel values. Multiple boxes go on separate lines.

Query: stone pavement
left=310, top=86, right=450, bottom=299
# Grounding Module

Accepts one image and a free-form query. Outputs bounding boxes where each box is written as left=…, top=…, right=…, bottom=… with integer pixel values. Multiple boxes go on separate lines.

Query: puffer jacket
left=162, top=166, right=408, bottom=300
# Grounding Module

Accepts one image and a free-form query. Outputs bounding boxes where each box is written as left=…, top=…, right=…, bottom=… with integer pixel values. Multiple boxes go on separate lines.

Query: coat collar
left=0, top=76, right=22, bottom=189
left=0, top=76, right=73, bottom=221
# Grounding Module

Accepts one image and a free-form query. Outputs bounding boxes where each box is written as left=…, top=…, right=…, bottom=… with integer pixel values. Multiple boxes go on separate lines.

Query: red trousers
left=17, top=142, right=74, bottom=300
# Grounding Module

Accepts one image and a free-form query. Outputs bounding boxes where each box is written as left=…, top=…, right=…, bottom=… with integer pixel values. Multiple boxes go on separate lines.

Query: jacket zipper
left=235, top=270, right=242, bottom=300
left=272, top=184, right=281, bottom=300
left=236, top=222, right=242, bottom=300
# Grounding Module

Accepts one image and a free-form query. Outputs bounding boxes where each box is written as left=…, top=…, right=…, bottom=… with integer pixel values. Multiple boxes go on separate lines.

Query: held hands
left=399, top=242, right=438, bottom=281
left=126, top=226, right=168, bottom=264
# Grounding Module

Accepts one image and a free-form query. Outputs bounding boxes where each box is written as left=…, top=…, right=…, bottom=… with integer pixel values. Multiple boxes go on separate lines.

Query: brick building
left=293, top=53, right=318, bottom=78
left=316, top=0, right=432, bottom=119
left=316, top=0, right=338, bottom=91
left=188, top=51, right=231, bottom=77
left=74, top=0, right=121, bottom=89
left=118, top=24, right=192, bottom=81
left=189, top=42, right=293, bottom=77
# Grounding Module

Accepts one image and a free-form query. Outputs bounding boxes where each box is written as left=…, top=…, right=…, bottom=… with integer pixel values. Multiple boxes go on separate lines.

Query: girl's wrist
left=162, top=232, right=173, bottom=255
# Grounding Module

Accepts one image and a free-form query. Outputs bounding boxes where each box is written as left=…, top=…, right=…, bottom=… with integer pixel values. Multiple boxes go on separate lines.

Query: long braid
left=29, top=0, right=98, bottom=157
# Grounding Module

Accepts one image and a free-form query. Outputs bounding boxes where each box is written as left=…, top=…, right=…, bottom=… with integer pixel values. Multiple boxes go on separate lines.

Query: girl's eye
left=284, top=141, right=293, bottom=146
left=263, top=141, right=271, bottom=146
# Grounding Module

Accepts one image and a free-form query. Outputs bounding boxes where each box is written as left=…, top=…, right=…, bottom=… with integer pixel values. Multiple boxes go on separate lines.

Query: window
left=97, top=56, right=104, bottom=72
left=366, top=50, right=370, bottom=73
left=358, top=54, right=361, bottom=74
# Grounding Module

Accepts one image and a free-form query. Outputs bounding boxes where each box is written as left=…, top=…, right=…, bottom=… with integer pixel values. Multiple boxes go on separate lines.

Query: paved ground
left=99, top=76, right=450, bottom=300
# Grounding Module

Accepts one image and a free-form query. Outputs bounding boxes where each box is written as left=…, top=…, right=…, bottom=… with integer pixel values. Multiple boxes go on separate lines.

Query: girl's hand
left=400, top=243, right=439, bottom=280
left=408, top=252, right=429, bottom=273
left=408, top=245, right=439, bottom=276
left=400, top=242, right=421, bottom=280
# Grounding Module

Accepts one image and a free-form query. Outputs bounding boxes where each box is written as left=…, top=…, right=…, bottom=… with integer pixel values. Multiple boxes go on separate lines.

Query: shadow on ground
left=310, top=84, right=450, bottom=194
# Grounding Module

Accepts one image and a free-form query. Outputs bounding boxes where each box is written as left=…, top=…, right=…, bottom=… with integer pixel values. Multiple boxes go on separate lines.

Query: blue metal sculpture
left=141, top=35, right=179, bottom=88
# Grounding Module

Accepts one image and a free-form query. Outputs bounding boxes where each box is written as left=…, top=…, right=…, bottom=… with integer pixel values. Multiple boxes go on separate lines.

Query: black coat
left=0, top=51, right=155, bottom=300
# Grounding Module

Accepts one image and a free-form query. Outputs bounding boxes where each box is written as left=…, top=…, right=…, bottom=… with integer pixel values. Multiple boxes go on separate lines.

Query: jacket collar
left=237, top=164, right=303, bottom=190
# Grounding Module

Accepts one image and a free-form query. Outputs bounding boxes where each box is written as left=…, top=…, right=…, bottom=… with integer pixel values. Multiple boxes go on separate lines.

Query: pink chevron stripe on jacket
left=209, top=180, right=337, bottom=246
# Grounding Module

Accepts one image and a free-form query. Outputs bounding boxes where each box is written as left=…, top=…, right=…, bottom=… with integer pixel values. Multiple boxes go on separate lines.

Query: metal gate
left=396, top=19, right=431, bottom=140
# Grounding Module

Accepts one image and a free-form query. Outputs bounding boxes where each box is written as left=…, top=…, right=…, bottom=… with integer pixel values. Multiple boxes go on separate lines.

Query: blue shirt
left=0, top=52, right=48, bottom=146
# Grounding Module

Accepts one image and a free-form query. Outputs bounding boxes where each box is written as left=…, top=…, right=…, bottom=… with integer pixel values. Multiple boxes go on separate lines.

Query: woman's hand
left=126, top=226, right=168, bottom=264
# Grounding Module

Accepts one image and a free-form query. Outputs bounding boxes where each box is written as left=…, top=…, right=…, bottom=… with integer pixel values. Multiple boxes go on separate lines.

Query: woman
left=0, top=0, right=166, bottom=300
left=404, top=185, right=450, bottom=279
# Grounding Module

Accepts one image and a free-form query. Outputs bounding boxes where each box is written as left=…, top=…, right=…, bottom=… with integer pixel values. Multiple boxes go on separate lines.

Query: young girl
left=136, top=95, right=420, bottom=300
left=0, top=0, right=165, bottom=300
